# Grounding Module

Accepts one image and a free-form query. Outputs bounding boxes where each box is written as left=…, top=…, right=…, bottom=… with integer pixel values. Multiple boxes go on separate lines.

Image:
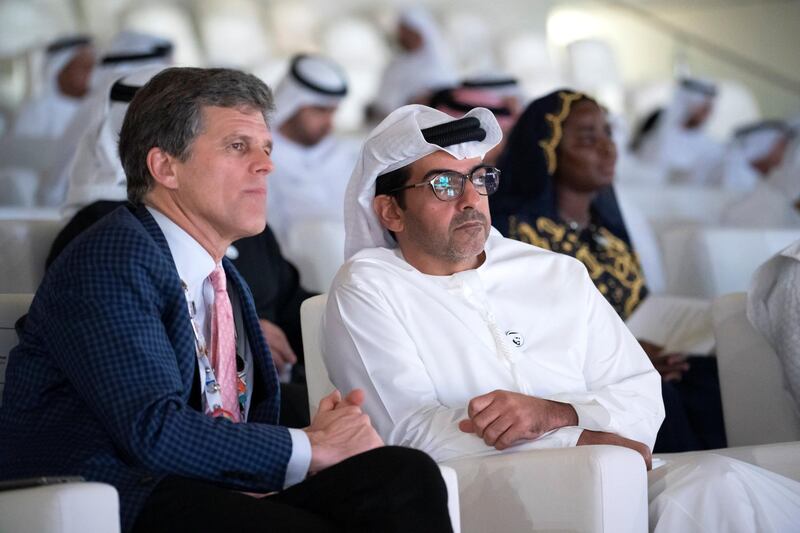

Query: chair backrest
left=661, top=226, right=800, bottom=298
left=0, top=215, right=65, bottom=293
left=122, top=3, right=204, bottom=66
left=712, top=292, right=800, bottom=446
left=300, top=294, right=334, bottom=417
left=566, top=38, right=624, bottom=114
left=0, top=293, right=34, bottom=406
left=615, top=184, right=743, bottom=230
left=284, top=221, right=345, bottom=294
left=197, top=0, right=271, bottom=68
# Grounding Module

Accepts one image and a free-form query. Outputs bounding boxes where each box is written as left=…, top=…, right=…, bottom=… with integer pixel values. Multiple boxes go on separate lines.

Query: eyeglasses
left=388, top=165, right=501, bottom=202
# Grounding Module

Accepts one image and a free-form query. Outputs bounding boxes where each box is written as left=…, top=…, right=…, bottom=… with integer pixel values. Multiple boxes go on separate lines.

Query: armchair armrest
left=438, top=465, right=461, bottom=533
left=656, top=441, right=800, bottom=484
left=441, top=445, right=647, bottom=533
left=0, top=481, right=120, bottom=533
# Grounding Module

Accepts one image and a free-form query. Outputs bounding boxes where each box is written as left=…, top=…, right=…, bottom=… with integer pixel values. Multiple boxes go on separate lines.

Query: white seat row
left=617, top=183, right=800, bottom=298
left=660, top=225, right=800, bottom=298
left=0, top=212, right=65, bottom=293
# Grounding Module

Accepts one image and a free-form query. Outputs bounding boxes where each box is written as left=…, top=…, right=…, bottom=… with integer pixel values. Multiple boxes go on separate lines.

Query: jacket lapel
left=131, top=203, right=203, bottom=405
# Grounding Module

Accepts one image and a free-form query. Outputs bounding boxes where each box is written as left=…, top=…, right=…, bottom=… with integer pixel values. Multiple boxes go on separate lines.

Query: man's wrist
left=548, top=400, right=578, bottom=431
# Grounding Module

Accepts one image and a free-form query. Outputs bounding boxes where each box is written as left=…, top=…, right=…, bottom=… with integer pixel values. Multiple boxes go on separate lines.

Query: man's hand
left=458, top=390, right=578, bottom=450
left=577, top=429, right=653, bottom=470
left=303, top=389, right=383, bottom=473
left=259, top=319, right=297, bottom=374
left=639, top=340, right=689, bottom=382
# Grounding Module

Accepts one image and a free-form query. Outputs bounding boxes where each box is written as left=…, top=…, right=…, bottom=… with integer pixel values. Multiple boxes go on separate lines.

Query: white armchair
left=659, top=226, right=800, bottom=298
left=301, top=294, right=649, bottom=533
left=0, top=293, right=121, bottom=533
left=711, top=293, right=800, bottom=446
left=0, top=482, right=120, bottom=533
left=0, top=211, right=66, bottom=293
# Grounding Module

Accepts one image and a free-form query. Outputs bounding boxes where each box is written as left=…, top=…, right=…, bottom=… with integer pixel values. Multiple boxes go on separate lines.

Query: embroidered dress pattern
left=510, top=215, right=648, bottom=320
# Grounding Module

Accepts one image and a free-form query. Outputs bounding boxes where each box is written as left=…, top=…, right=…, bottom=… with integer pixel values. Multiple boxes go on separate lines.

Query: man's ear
left=373, top=195, right=404, bottom=234
left=146, top=147, right=179, bottom=190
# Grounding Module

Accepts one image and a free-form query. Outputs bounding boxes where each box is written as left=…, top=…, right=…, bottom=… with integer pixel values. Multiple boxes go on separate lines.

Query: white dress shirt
left=147, top=207, right=311, bottom=486
left=322, top=229, right=664, bottom=462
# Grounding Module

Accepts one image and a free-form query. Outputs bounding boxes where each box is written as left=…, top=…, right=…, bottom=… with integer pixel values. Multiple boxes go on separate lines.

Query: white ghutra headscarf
left=63, top=66, right=165, bottom=213
left=272, top=54, right=348, bottom=128
left=344, top=104, right=501, bottom=259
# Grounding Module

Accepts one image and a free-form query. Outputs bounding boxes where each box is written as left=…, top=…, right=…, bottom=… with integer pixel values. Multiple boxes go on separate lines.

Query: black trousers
left=132, top=446, right=453, bottom=533
left=654, top=355, right=727, bottom=453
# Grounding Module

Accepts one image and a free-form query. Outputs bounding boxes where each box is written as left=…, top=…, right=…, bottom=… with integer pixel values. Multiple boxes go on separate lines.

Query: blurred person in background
left=60, top=66, right=165, bottom=216
left=369, top=6, right=458, bottom=121
left=631, top=77, right=723, bottom=185
left=430, top=75, right=523, bottom=166
left=10, top=35, right=95, bottom=139
left=493, top=89, right=726, bottom=452
left=720, top=120, right=800, bottom=227
left=708, top=119, right=793, bottom=193
left=266, top=53, right=359, bottom=247
left=38, top=30, right=173, bottom=207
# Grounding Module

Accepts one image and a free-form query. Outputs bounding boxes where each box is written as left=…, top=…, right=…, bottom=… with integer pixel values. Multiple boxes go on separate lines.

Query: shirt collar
left=146, top=206, right=217, bottom=288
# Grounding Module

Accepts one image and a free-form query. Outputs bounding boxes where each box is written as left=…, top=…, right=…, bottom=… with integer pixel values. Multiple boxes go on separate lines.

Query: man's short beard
left=442, top=210, right=490, bottom=262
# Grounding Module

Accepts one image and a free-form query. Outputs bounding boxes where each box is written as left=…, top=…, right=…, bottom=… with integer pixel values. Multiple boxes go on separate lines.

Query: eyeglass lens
left=430, top=167, right=500, bottom=200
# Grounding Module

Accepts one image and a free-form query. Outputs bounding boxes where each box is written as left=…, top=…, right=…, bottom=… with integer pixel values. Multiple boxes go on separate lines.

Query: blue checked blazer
left=0, top=205, right=292, bottom=532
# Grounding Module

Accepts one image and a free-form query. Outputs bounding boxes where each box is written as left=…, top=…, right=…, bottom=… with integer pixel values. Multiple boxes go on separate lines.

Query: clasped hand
left=304, top=389, right=383, bottom=474
left=458, top=390, right=577, bottom=450
left=639, top=340, right=690, bottom=382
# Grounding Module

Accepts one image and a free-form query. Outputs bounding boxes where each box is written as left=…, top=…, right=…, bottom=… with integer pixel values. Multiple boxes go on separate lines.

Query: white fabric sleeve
left=323, top=280, right=584, bottom=463
left=284, top=428, right=311, bottom=488
left=546, top=270, right=665, bottom=450
left=748, top=259, right=800, bottom=411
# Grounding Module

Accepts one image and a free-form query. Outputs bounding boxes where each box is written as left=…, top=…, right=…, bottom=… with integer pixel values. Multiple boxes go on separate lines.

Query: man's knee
left=362, top=446, right=447, bottom=497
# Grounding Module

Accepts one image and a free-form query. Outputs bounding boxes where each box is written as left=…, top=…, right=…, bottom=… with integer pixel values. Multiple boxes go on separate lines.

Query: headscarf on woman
left=493, top=88, right=630, bottom=244
left=493, top=88, right=645, bottom=320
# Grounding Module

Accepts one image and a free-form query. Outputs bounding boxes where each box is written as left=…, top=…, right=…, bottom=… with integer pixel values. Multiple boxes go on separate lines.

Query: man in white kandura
left=322, top=104, right=800, bottom=532
left=749, top=239, right=800, bottom=413
left=369, top=6, right=458, bottom=121
left=707, top=119, right=792, bottom=192
left=266, top=53, right=360, bottom=246
left=10, top=35, right=94, bottom=140
left=721, top=119, right=799, bottom=227
left=633, top=76, right=723, bottom=185
left=62, top=66, right=165, bottom=215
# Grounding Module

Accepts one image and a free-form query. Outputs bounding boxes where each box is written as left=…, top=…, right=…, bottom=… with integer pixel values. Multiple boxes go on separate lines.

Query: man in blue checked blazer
left=0, top=67, right=453, bottom=533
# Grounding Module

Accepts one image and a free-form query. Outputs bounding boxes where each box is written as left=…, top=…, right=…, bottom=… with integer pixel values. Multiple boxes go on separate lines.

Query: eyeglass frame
left=385, top=164, right=501, bottom=202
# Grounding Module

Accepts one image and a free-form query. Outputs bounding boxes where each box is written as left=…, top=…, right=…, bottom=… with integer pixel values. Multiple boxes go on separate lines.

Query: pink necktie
left=208, top=265, right=241, bottom=422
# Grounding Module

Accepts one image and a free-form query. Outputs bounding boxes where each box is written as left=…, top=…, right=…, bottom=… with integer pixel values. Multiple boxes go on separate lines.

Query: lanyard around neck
left=180, top=279, right=248, bottom=421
